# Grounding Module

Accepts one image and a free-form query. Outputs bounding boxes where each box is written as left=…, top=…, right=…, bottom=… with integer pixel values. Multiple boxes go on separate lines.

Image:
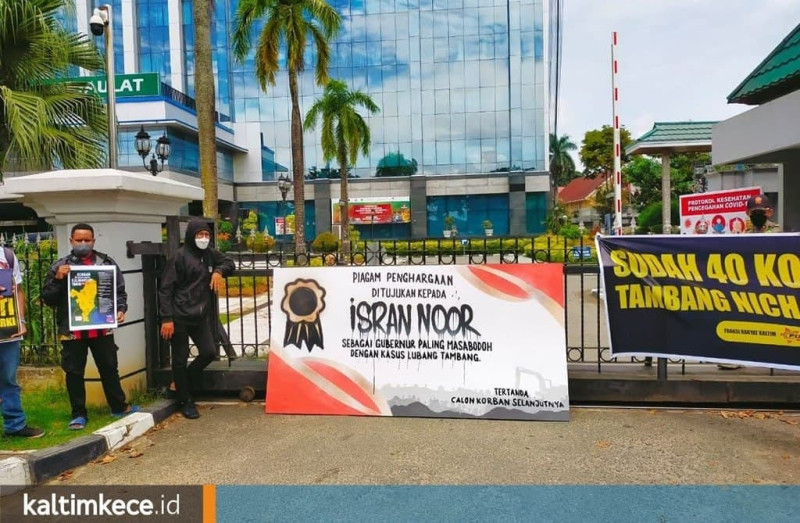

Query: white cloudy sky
left=558, top=0, right=800, bottom=152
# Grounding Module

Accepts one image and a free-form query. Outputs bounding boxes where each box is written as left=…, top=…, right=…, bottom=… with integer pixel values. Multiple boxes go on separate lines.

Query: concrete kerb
left=0, top=399, right=179, bottom=495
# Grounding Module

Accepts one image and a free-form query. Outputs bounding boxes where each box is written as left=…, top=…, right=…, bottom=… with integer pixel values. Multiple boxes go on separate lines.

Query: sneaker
left=717, top=364, right=742, bottom=370
left=181, top=400, right=200, bottom=420
left=6, top=425, right=45, bottom=438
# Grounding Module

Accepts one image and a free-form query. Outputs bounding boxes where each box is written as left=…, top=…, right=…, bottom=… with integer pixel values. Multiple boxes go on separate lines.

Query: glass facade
left=63, top=1, right=551, bottom=236
left=525, top=191, right=547, bottom=234
left=116, top=127, right=235, bottom=182
left=231, top=0, right=548, bottom=178
left=83, top=1, right=124, bottom=75
left=137, top=0, right=170, bottom=81
left=427, top=194, right=510, bottom=237
left=183, top=0, right=235, bottom=119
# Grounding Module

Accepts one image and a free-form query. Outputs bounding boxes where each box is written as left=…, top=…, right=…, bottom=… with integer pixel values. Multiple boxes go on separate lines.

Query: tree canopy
left=579, top=125, right=632, bottom=178
left=549, top=133, right=577, bottom=186
left=623, top=152, right=711, bottom=210
left=0, top=0, right=108, bottom=180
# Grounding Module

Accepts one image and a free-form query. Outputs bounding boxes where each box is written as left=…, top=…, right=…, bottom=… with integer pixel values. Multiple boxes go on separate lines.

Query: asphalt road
left=49, top=404, right=800, bottom=486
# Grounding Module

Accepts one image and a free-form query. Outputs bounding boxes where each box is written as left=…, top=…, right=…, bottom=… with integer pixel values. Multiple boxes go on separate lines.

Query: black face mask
left=750, top=210, right=768, bottom=228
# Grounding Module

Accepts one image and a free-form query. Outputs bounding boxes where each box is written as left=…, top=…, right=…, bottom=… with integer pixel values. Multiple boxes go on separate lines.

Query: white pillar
left=121, top=0, right=137, bottom=73
left=661, top=152, right=671, bottom=233
left=168, top=0, right=185, bottom=91
left=5, top=170, right=203, bottom=405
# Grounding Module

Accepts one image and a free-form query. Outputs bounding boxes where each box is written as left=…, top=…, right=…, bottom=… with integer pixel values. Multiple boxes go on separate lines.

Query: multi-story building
left=5, top=1, right=556, bottom=240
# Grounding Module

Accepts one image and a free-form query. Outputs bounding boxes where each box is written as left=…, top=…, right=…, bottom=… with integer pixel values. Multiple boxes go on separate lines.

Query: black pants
left=61, top=335, right=128, bottom=419
left=171, top=321, right=216, bottom=402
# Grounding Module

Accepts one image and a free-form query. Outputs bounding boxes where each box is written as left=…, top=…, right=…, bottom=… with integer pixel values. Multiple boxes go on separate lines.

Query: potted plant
left=483, top=219, right=493, bottom=237
left=443, top=215, right=455, bottom=238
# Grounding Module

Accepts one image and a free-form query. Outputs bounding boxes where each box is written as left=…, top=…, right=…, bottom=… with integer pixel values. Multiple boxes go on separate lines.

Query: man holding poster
left=0, top=246, right=44, bottom=438
left=42, top=224, right=137, bottom=430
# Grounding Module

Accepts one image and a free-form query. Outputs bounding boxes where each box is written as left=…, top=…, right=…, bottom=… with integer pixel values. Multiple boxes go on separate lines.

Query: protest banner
left=597, top=234, right=800, bottom=369
left=266, top=264, right=569, bottom=421
left=68, top=266, right=118, bottom=331
left=679, top=187, right=761, bottom=235
left=0, top=269, right=20, bottom=341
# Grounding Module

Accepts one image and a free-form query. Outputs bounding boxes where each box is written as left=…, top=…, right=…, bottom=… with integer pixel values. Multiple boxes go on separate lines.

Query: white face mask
left=195, top=238, right=210, bottom=250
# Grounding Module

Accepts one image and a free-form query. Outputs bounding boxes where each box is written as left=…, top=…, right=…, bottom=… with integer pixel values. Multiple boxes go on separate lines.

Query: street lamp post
left=90, top=5, right=117, bottom=169
left=134, top=126, right=171, bottom=176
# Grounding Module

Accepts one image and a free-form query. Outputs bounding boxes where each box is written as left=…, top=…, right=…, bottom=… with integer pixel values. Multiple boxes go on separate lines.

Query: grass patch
left=0, top=387, right=150, bottom=451
left=220, top=311, right=243, bottom=325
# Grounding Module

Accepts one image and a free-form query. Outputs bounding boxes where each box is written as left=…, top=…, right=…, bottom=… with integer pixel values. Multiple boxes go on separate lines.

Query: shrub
left=482, top=220, right=493, bottom=229
left=241, top=210, right=259, bottom=236
left=217, top=238, right=232, bottom=252
left=348, top=226, right=361, bottom=243
left=220, top=276, right=269, bottom=297
left=637, top=201, right=679, bottom=231
left=14, top=239, right=59, bottom=365
left=246, top=232, right=275, bottom=253
left=312, top=232, right=341, bottom=252
left=217, top=231, right=232, bottom=252
left=218, top=220, right=234, bottom=235
left=560, top=225, right=581, bottom=240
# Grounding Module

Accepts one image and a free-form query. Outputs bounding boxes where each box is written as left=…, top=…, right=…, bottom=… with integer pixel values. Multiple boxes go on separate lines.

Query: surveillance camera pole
left=98, top=5, right=117, bottom=169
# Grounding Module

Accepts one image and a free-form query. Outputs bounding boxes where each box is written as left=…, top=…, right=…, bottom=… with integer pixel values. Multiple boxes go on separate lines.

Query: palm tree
left=232, top=0, right=341, bottom=254
left=193, top=0, right=218, bottom=218
left=549, top=133, right=577, bottom=187
left=0, top=0, right=107, bottom=180
left=304, top=79, right=379, bottom=253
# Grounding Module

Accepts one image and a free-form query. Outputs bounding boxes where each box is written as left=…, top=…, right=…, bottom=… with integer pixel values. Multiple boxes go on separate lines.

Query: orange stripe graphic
left=203, top=484, right=216, bottom=523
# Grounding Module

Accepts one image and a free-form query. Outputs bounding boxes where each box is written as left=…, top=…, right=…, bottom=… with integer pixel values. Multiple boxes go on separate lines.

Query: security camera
left=90, top=9, right=106, bottom=36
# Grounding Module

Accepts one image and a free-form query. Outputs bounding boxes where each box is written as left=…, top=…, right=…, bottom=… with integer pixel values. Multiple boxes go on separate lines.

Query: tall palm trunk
left=194, top=0, right=218, bottom=219
left=288, top=68, right=305, bottom=253
left=338, top=146, right=350, bottom=256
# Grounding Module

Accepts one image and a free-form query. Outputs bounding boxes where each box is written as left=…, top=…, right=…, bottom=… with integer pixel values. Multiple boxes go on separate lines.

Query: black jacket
left=41, top=251, right=128, bottom=336
left=158, top=219, right=235, bottom=325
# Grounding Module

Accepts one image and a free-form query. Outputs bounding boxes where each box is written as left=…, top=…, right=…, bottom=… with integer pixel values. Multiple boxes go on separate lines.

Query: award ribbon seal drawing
left=282, top=279, right=326, bottom=352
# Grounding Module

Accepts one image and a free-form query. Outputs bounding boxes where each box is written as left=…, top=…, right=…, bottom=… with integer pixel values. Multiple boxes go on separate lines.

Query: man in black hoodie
left=159, top=218, right=234, bottom=419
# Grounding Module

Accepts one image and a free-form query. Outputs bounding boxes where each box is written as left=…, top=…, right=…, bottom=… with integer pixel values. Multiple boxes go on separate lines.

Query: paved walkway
left=48, top=405, right=800, bottom=486
left=218, top=293, right=270, bottom=356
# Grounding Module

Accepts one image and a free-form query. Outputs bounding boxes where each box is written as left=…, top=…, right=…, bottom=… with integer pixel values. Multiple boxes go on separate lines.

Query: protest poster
left=0, top=269, right=20, bottom=341
left=597, top=234, right=800, bottom=369
left=679, top=187, right=761, bottom=235
left=68, top=265, right=118, bottom=331
left=266, top=264, right=569, bottom=421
